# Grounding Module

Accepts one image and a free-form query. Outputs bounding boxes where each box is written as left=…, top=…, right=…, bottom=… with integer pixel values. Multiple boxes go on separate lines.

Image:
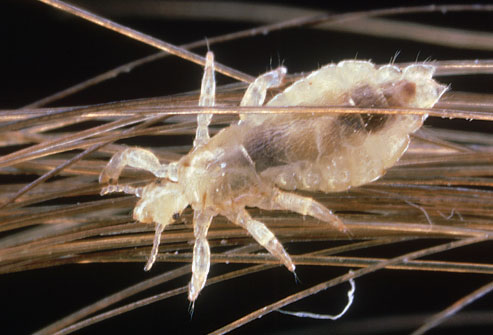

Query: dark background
left=1, top=1, right=493, bottom=334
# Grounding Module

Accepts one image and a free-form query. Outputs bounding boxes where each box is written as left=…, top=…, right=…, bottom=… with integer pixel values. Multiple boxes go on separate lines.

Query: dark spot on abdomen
left=337, top=80, right=416, bottom=135
left=337, top=84, right=392, bottom=134
left=383, top=80, right=416, bottom=107
left=337, top=113, right=391, bottom=134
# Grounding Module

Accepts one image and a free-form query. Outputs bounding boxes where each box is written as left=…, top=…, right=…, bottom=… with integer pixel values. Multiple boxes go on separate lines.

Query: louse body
left=100, top=53, right=447, bottom=302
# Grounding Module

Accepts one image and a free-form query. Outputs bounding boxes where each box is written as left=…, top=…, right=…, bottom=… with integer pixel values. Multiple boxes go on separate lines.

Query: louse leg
left=239, top=66, right=287, bottom=108
left=193, top=51, right=216, bottom=148
left=99, top=147, right=169, bottom=184
left=265, top=189, right=349, bottom=234
left=188, top=209, right=214, bottom=302
left=227, top=208, right=295, bottom=272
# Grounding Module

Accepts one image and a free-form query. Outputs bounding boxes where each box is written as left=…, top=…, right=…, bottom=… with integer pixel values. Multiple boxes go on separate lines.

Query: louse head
left=133, top=180, right=188, bottom=227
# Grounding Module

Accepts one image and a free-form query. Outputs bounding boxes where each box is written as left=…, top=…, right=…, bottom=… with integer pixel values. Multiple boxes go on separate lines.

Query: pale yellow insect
left=99, top=52, right=447, bottom=302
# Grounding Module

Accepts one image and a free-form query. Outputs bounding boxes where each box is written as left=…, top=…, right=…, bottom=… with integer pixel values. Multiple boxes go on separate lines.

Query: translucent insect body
left=100, top=52, right=447, bottom=302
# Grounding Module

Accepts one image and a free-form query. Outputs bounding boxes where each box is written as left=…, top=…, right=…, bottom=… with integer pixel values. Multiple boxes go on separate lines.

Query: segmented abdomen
left=241, top=60, right=447, bottom=192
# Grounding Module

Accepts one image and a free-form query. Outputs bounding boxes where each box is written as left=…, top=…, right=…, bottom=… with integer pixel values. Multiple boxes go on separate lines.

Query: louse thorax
left=176, top=129, right=267, bottom=211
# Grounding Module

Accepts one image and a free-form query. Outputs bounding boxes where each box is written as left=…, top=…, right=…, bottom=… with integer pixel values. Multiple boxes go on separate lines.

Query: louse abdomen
left=238, top=61, right=447, bottom=193
left=242, top=112, right=422, bottom=193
